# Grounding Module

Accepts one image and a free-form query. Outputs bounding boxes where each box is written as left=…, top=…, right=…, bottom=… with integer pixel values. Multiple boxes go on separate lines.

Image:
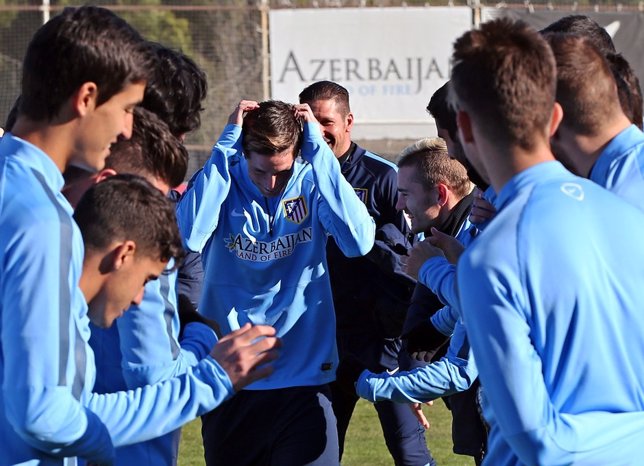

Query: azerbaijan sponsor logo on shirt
left=224, top=228, right=313, bottom=262
left=283, top=196, right=308, bottom=224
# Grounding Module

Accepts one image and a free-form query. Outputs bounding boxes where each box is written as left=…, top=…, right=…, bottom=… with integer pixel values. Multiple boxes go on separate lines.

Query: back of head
left=142, top=43, right=208, bottom=137
left=606, top=53, right=644, bottom=129
left=398, top=137, right=471, bottom=198
left=546, top=33, right=621, bottom=136
left=74, top=174, right=184, bottom=264
left=106, top=107, right=188, bottom=188
left=298, top=80, right=351, bottom=116
left=450, top=18, right=556, bottom=151
left=20, top=6, right=153, bottom=122
left=541, top=15, right=616, bottom=55
left=427, top=82, right=457, bottom=141
left=242, top=100, right=302, bottom=156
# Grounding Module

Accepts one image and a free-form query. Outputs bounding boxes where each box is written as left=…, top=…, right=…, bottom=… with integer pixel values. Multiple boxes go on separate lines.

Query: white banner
left=269, top=7, right=472, bottom=140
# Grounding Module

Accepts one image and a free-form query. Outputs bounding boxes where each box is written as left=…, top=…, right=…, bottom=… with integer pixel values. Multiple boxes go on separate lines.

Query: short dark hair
left=427, top=82, right=457, bottom=141
left=539, top=15, right=641, bottom=129
left=141, top=43, right=208, bottom=137
left=451, top=18, right=556, bottom=151
left=241, top=100, right=302, bottom=156
left=607, top=53, right=643, bottom=130
left=398, top=138, right=471, bottom=199
left=298, top=81, right=351, bottom=116
left=74, top=174, right=184, bottom=265
left=546, top=33, right=622, bottom=136
left=5, top=96, right=21, bottom=132
left=20, top=6, right=153, bottom=121
left=540, top=15, right=616, bottom=55
left=106, top=107, right=188, bottom=188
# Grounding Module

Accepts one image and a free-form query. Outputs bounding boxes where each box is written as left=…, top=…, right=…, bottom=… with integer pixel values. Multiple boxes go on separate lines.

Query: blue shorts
left=201, top=385, right=339, bottom=466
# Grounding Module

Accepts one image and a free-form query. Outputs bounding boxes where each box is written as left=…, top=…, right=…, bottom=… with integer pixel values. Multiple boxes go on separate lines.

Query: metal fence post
left=261, top=0, right=270, bottom=101
left=41, top=0, right=50, bottom=24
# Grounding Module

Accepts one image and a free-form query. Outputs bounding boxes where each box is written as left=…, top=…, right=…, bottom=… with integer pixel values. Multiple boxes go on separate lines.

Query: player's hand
left=408, top=402, right=432, bottom=430
left=469, top=189, right=496, bottom=225
left=293, top=103, right=319, bottom=124
left=210, top=324, right=280, bottom=391
left=228, top=100, right=260, bottom=126
left=427, top=228, right=465, bottom=265
left=405, top=239, right=445, bottom=280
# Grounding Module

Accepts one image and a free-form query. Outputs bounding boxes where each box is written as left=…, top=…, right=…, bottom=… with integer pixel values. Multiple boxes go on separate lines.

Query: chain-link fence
left=1, top=0, right=642, bottom=172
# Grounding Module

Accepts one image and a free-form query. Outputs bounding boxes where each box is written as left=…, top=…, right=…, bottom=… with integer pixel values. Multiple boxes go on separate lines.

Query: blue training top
left=177, top=122, right=375, bottom=390
left=459, top=161, right=644, bottom=465
left=90, top=265, right=217, bottom=466
left=0, top=134, right=236, bottom=465
left=590, top=124, right=644, bottom=211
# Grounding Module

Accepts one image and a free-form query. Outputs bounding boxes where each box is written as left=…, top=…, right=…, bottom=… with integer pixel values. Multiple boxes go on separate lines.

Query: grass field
left=178, top=399, right=474, bottom=465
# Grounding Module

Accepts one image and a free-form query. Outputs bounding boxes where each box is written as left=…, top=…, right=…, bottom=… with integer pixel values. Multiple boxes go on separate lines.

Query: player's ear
left=345, top=112, right=354, bottom=131
left=111, top=240, right=137, bottom=271
left=550, top=102, right=564, bottom=137
left=95, top=168, right=118, bottom=183
left=456, top=110, right=474, bottom=144
left=73, top=82, right=99, bottom=117
left=436, top=183, right=449, bottom=206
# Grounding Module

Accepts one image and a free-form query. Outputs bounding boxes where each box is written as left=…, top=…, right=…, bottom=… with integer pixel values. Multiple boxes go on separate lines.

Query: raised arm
left=176, top=100, right=259, bottom=253
left=294, top=103, right=375, bottom=257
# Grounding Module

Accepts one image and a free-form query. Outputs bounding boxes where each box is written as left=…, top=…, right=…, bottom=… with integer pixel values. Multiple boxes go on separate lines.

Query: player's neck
left=576, top=115, right=633, bottom=176
left=489, top=141, right=556, bottom=193
left=11, top=115, right=76, bottom=173
left=78, top=253, right=107, bottom=304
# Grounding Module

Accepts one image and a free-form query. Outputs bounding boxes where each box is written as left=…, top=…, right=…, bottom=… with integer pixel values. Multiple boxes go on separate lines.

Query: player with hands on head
left=177, top=97, right=375, bottom=466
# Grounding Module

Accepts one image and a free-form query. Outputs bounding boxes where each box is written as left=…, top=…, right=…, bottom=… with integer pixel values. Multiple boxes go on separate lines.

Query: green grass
left=178, top=399, right=474, bottom=465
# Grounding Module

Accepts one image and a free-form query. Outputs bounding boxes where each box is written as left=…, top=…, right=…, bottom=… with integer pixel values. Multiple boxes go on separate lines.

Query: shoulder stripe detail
left=363, top=151, right=398, bottom=171
left=72, top=324, right=86, bottom=400
left=161, top=273, right=180, bottom=359
left=31, top=169, right=74, bottom=389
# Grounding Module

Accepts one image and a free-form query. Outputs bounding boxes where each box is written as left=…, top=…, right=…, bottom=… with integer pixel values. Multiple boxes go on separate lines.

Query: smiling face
left=307, top=98, right=353, bottom=158
left=71, top=81, right=145, bottom=172
left=395, top=165, right=441, bottom=235
left=87, top=253, right=167, bottom=328
left=246, top=147, right=296, bottom=197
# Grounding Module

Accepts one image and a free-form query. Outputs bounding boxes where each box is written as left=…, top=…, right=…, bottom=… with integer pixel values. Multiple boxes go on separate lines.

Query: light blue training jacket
left=589, top=124, right=644, bottom=211
left=90, top=266, right=217, bottom=466
left=0, top=134, right=235, bottom=465
left=459, top=161, right=644, bottom=465
left=176, top=122, right=375, bottom=390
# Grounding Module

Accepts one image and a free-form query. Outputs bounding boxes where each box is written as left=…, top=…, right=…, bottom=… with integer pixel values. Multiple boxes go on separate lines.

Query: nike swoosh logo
left=560, top=182, right=584, bottom=201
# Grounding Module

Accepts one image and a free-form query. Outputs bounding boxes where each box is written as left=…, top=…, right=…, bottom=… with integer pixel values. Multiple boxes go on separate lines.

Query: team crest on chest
left=354, top=188, right=368, bottom=204
left=283, top=196, right=308, bottom=224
